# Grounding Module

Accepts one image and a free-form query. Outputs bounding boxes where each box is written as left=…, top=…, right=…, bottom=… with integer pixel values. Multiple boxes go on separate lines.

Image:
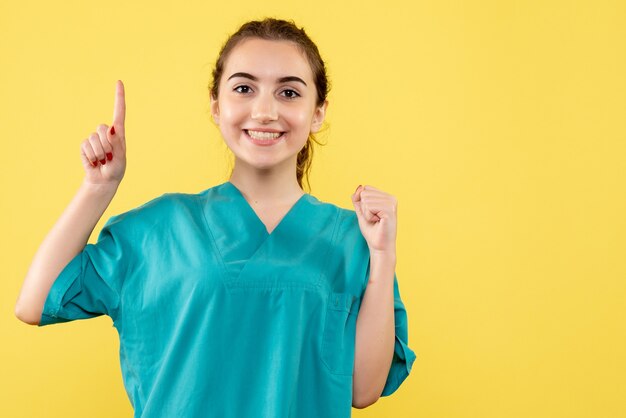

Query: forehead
left=223, top=38, right=313, bottom=84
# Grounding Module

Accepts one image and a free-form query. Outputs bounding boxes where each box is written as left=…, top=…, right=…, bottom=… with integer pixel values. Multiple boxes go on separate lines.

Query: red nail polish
left=110, top=126, right=115, bottom=135
left=91, top=160, right=98, bottom=167
left=100, top=159, right=106, bottom=165
left=107, top=152, right=113, bottom=161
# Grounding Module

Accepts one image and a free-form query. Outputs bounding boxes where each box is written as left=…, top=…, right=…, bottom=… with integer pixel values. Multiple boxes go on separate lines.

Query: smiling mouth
left=244, top=129, right=285, bottom=140
left=243, top=130, right=286, bottom=146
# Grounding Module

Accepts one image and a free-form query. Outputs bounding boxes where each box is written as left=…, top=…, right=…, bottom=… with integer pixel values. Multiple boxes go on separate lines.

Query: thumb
left=351, top=185, right=364, bottom=220
left=106, top=121, right=125, bottom=155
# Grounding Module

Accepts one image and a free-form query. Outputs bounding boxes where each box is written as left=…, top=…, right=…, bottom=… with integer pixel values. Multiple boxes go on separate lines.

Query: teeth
left=247, top=130, right=283, bottom=140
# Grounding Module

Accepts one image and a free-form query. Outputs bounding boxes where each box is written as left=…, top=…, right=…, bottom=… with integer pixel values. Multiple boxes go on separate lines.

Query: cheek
left=220, top=104, right=247, bottom=126
left=284, top=107, right=314, bottom=129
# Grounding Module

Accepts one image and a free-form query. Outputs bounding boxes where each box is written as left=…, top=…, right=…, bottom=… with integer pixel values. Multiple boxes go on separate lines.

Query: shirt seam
left=108, top=227, right=130, bottom=329
left=317, top=207, right=342, bottom=289
left=196, top=192, right=231, bottom=288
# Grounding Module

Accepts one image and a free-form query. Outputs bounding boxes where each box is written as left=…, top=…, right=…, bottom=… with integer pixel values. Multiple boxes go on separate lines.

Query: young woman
left=15, top=18, right=415, bottom=417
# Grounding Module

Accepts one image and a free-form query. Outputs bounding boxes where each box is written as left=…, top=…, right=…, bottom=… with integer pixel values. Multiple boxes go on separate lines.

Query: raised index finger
left=112, top=80, right=126, bottom=130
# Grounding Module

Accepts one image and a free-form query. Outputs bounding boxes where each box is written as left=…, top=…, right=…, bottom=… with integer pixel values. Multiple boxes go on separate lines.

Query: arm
left=352, top=251, right=396, bottom=409
left=15, top=181, right=119, bottom=325
left=350, top=184, right=401, bottom=408
left=15, top=80, right=127, bottom=325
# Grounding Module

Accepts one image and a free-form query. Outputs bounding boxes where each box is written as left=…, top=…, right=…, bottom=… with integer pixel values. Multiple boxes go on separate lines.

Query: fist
left=351, top=185, right=398, bottom=254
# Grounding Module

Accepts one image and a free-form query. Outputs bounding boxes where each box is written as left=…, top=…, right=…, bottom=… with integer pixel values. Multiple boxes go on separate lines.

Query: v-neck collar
left=201, top=181, right=337, bottom=288
left=224, top=181, right=311, bottom=236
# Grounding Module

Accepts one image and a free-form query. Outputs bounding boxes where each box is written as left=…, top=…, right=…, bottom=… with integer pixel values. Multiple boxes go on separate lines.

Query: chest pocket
left=321, top=292, right=362, bottom=375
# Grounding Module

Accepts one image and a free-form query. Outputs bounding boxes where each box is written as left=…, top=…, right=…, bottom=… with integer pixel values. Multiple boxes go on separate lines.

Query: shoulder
left=100, top=190, right=203, bottom=233
left=308, top=194, right=361, bottom=225
left=308, top=197, right=363, bottom=244
left=314, top=200, right=370, bottom=293
left=337, top=208, right=366, bottom=249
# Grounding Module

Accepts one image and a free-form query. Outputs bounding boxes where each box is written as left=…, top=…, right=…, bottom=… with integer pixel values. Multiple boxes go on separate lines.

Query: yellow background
left=2, top=0, right=625, bottom=417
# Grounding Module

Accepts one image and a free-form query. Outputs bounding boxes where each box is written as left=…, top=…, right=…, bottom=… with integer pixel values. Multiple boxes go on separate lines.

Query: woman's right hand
left=81, top=80, right=127, bottom=186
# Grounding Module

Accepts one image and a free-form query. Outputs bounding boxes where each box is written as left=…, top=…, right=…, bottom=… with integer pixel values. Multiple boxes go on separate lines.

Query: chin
left=237, top=155, right=279, bottom=169
left=239, top=154, right=296, bottom=171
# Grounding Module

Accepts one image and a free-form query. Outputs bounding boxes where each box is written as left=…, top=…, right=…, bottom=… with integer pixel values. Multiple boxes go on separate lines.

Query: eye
left=234, top=85, right=252, bottom=94
left=281, top=89, right=300, bottom=99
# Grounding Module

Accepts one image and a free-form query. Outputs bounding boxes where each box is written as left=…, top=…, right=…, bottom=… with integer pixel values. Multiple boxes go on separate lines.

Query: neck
left=228, top=158, right=304, bottom=205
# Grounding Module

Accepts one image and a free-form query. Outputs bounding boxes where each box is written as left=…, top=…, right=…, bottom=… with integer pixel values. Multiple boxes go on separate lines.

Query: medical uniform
left=39, top=181, right=416, bottom=417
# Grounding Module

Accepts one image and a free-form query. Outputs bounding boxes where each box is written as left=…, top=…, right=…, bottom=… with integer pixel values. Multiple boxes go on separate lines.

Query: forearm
left=15, top=180, right=119, bottom=324
left=352, top=251, right=396, bottom=408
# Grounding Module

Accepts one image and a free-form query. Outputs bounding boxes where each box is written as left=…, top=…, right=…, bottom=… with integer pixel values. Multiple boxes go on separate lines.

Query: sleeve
left=38, top=213, right=130, bottom=327
left=380, top=272, right=417, bottom=397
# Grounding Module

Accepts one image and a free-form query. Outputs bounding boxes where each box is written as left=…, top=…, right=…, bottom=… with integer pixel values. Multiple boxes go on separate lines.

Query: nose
left=251, top=91, right=278, bottom=123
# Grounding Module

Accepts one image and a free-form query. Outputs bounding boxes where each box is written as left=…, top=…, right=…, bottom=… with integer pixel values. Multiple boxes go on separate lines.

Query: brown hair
left=208, top=17, right=331, bottom=192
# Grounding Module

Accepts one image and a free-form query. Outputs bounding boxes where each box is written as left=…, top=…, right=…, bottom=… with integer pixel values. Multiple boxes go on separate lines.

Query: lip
left=244, top=129, right=286, bottom=146
left=244, top=128, right=284, bottom=133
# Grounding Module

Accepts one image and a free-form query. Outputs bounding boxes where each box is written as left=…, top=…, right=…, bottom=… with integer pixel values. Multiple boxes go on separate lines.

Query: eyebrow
left=227, top=72, right=308, bottom=87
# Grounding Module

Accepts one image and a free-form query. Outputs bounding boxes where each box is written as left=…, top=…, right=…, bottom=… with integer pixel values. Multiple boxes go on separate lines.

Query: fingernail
left=106, top=152, right=113, bottom=161
left=355, top=185, right=362, bottom=193
left=110, top=126, right=115, bottom=135
left=91, top=160, right=98, bottom=167
left=100, top=158, right=106, bottom=165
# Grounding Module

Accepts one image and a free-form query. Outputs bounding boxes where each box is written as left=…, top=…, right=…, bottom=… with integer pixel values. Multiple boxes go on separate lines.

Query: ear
left=310, top=99, right=328, bottom=133
left=210, top=96, right=220, bottom=125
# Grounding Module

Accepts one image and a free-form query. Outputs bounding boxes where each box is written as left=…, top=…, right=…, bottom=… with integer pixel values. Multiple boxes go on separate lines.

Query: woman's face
left=210, top=38, right=327, bottom=172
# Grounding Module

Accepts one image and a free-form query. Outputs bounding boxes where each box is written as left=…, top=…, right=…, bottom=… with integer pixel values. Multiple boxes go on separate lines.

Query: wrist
left=369, top=248, right=397, bottom=265
left=80, top=180, right=120, bottom=197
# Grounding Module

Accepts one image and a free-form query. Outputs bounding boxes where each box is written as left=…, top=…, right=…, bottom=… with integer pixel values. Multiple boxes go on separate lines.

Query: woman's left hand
left=351, top=185, right=398, bottom=256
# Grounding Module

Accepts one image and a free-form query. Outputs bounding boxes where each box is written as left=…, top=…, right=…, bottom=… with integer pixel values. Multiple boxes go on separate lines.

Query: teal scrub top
left=39, top=181, right=416, bottom=417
